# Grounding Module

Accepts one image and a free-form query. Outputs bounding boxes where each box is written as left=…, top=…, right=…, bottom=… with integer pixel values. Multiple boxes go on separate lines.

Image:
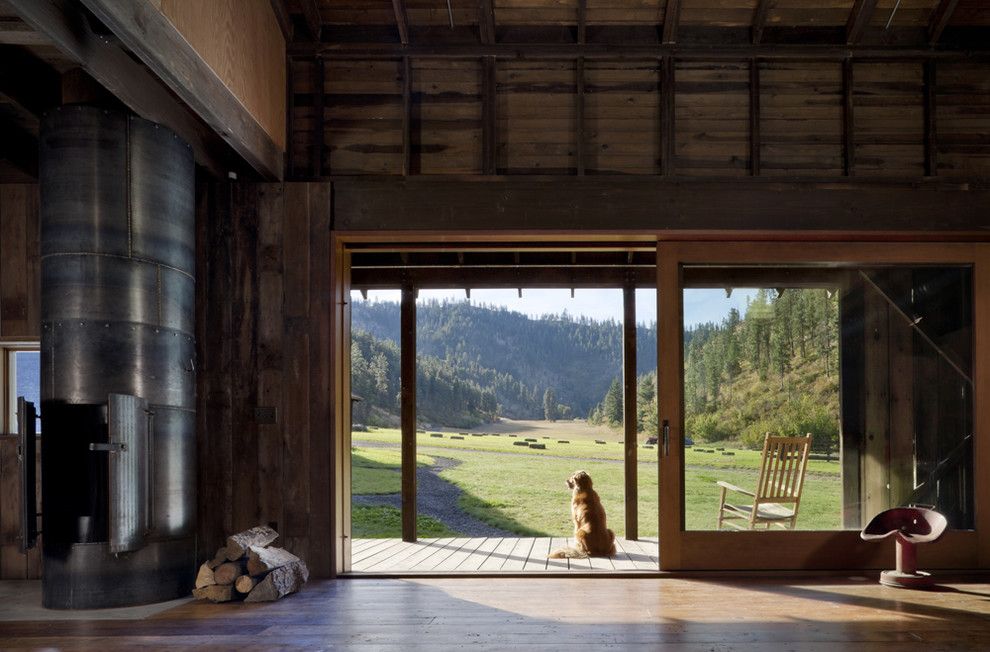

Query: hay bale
left=451, top=435, right=464, bottom=440
left=557, top=440, right=570, bottom=444
left=529, top=443, right=546, bottom=450
left=430, top=433, right=443, bottom=438
left=595, top=440, right=606, bottom=445
left=512, top=441, right=528, bottom=446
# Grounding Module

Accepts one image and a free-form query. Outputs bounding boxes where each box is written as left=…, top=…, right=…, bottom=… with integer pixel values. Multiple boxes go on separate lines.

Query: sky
left=351, top=287, right=757, bottom=328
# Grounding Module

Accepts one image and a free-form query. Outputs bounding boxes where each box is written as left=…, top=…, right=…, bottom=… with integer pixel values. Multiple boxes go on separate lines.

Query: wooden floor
left=349, top=536, right=659, bottom=574
left=2, top=576, right=990, bottom=649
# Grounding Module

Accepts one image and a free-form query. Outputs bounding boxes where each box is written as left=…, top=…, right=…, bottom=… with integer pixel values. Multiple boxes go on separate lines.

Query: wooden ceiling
left=289, top=0, right=990, bottom=52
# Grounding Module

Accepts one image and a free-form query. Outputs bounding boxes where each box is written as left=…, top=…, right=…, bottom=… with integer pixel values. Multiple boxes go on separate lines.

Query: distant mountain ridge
left=351, top=299, right=657, bottom=424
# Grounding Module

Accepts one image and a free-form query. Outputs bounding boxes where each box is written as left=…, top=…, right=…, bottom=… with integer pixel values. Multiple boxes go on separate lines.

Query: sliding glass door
left=657, top=242, right=989, bottom=570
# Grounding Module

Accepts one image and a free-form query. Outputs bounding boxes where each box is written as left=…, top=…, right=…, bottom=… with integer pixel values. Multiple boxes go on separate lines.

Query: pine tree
left=543, top=388, right=558, bottom=421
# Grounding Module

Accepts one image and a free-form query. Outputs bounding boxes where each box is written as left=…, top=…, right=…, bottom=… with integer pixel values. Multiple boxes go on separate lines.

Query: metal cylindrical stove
left=40, top=106, right=197, bottom=608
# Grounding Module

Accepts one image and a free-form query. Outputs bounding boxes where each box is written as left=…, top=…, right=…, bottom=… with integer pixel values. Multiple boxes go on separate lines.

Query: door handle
left=662, top=419, right=670, bottom=457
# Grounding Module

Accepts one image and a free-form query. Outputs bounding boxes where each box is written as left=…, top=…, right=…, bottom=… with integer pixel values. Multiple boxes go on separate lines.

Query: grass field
left=352, top=419, right=843, bottom=537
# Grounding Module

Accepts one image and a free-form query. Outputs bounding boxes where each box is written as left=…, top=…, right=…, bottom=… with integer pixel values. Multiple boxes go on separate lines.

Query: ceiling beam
left=391, top=0, right=410, bottom=45
left=928, top=0, right=961, bottom=45
left=751, top=0, right=774, bottom=45
left=297, top=0, right=321, bottom=41
left=479, top=0, right=496, bottom=45
left=846, top=0, right=879, bottom=45
left=268, top=0, right=293, bottom=41
left=0, top=17, right=48, bottom=45
left=662, top=0, right=681, bottom=45
left=294, top=41, right=987, bottom=61
left=6, top=0, right=236, bottom=178
left=78, top=0, right=283, bottom=180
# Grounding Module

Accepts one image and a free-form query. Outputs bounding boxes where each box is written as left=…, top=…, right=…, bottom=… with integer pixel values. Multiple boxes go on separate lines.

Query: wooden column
left=660, top=56, right=675, bottom=177
left=576, top=57, right=585, bottom=176
left=482, top=56, right=497, bottom=175
left=749, top=58, right=760, bottom=176
left=400, top=282, right=417, bottom=541
left=401, top=56, right=412, bottom=176
left=924, top=59, right=937, bottom=177
left=839, top=273, right=864, bottom=529
left=312, top=58, right=325, bottom=178
left=842, top=58, right=855, bottom=177
left=623, top=280, right=638, bottom=540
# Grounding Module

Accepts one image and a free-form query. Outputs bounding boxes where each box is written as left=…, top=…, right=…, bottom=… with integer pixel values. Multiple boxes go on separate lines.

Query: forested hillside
left=589, top=288, right=840, bottom=452
left=352, top=299, right=657, bottom=422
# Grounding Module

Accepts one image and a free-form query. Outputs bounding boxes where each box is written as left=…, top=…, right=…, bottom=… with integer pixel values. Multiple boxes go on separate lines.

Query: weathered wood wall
left=0, top=184, right=40, bottom=339
left=289, top=58, right=990, bottom=179
left=0, top=183, right=41, bottom=580
left=195, top=181, right=334, bottom=578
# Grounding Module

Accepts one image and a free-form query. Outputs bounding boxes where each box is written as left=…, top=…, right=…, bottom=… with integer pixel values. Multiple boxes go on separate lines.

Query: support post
left=623, top=279, right=638, bottom=540
left=400, top=282, right=417, bottom=542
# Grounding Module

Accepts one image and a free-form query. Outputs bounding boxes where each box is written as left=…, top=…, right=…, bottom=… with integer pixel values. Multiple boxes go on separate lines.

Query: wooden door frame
left=657, top=241, right=989, bottom=570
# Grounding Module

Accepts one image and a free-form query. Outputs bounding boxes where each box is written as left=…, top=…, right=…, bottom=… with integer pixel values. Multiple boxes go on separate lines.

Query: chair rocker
left=716, top=433, right=812, bottom=530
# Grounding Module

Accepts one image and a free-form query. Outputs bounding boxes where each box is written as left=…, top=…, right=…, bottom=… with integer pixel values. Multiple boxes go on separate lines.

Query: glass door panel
left=656, top=243, right=987, bottom=570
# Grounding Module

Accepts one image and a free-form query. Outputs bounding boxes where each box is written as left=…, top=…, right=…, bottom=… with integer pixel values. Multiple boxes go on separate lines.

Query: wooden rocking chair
left=716, top=433, right=812, bottom=530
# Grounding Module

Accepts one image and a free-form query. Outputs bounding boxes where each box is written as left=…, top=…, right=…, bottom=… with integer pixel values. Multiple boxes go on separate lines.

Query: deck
left=349, top=536, right=659, bottom=574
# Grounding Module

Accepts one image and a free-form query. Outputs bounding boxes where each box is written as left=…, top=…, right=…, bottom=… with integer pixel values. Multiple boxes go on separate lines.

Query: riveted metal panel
left=129, top=117, right=195, bottom=274
left=150, top=407, right=196, bottom=537
left=49, top=321, right=195, bottom=409
left=40, top=107, right=128, bottom=258
left=41, top=255, right=194, bottom=335
left=107, top=394, right=149, bottom=554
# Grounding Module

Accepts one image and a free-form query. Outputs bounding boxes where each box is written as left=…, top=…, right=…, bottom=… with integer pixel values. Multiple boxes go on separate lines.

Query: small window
left=3, top=345, right=41, bottom=434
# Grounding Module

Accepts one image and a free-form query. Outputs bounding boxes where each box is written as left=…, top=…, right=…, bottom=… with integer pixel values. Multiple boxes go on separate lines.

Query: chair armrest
left=716, top=480, right=756, bottom=497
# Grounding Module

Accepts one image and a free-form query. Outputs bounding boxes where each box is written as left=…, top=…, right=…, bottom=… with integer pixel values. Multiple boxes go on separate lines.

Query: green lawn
left=352, top=447, right=434, bottom=494
left=352, top=505, right=458, bottom=538
left=351, top=424, right=843, bottom=537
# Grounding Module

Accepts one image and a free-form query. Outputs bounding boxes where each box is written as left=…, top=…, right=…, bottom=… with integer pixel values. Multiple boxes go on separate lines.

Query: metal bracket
left=89, top=442, right=127, bottom=453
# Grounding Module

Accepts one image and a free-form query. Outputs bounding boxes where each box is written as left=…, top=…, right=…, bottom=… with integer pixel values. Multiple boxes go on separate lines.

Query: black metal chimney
left=39, top=106, right=197, bottom=608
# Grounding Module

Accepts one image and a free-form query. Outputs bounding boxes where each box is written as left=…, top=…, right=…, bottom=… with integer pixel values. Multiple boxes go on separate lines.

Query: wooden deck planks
left=351, top=537, right=659, bottom=574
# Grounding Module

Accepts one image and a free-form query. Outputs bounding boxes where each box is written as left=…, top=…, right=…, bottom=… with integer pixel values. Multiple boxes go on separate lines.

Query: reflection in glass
left=682, top=266, right=973, bottom=532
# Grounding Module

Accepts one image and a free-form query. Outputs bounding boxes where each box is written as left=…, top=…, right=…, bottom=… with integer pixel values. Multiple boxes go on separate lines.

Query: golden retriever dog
left=548, top=470, right=616, bottom=558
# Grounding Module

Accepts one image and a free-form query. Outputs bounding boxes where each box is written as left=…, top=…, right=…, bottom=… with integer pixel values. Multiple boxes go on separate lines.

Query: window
left=3, top=344, right=41, bottom=434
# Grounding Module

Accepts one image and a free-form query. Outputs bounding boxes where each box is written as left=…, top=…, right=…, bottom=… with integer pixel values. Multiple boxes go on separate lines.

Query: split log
left=224, top=525, right=279, bottom=561
left=214, top=560, right=247, bottom=586
left=192, top=584, right=235, bottom=603
left=208, top=546, right=228, bottom=569
left=244, top=560, right=309, bottom=603
left=234, top=575, right=257, bottom=594
left=195, top=562, right=216, bottom=589
left=246, top=545, right=300, bottom=576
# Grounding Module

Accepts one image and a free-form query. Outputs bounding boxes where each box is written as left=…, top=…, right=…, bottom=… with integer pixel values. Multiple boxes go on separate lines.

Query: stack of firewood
left=192, top=526, right=309, bottom=603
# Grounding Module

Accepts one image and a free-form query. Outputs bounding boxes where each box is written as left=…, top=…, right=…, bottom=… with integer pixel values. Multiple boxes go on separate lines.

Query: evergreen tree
left=543, top=388, right=558, bottom=421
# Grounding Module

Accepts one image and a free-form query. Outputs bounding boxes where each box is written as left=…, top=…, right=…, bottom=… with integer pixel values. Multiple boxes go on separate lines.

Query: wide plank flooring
left=2, top=576, right=990, bottom=649
left=350, top=536, right=659, bottom=574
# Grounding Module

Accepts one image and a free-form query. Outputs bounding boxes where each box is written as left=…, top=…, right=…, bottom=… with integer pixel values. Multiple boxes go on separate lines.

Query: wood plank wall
left=0, top=183, right=41, bottom=580
left=195, top=181, right=334, bottom=578
left=289, top=58, right=990, bottom=179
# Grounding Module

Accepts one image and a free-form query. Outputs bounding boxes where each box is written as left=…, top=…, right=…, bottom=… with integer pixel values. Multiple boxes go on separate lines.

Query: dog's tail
left=548, top=546, right=588, bottom=559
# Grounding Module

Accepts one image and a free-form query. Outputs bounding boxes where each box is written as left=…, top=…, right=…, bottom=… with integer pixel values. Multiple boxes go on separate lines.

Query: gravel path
left=351, top=454, right=512, bottom=537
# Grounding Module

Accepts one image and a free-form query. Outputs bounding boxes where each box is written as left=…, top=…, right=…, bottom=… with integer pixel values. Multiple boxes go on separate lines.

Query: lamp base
left=879, top=569, right=935, bottom=589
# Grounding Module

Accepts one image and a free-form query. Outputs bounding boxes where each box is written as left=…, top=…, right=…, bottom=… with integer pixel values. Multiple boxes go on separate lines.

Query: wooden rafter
left=294, top=42, right=984, bottom=61
left=7, top=0, right=232, bottom=177
left=751, top=0, right=774, bottom=45
left=392, top=0, right=410, bottom=45
left=846, top=0, right=879, bottom=45
left=577, top=0, right=586, bottom=44
left=479, top=0, right=496, bottom=45
left=298, top=0, right=322, bottom=41
left=78, top=0, right=283, bottom=180
left=928, top=0, right=961, bottom=45
left=662, top=0, right=682, bottom=45
left=268, top=0, right=292, bottom=41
